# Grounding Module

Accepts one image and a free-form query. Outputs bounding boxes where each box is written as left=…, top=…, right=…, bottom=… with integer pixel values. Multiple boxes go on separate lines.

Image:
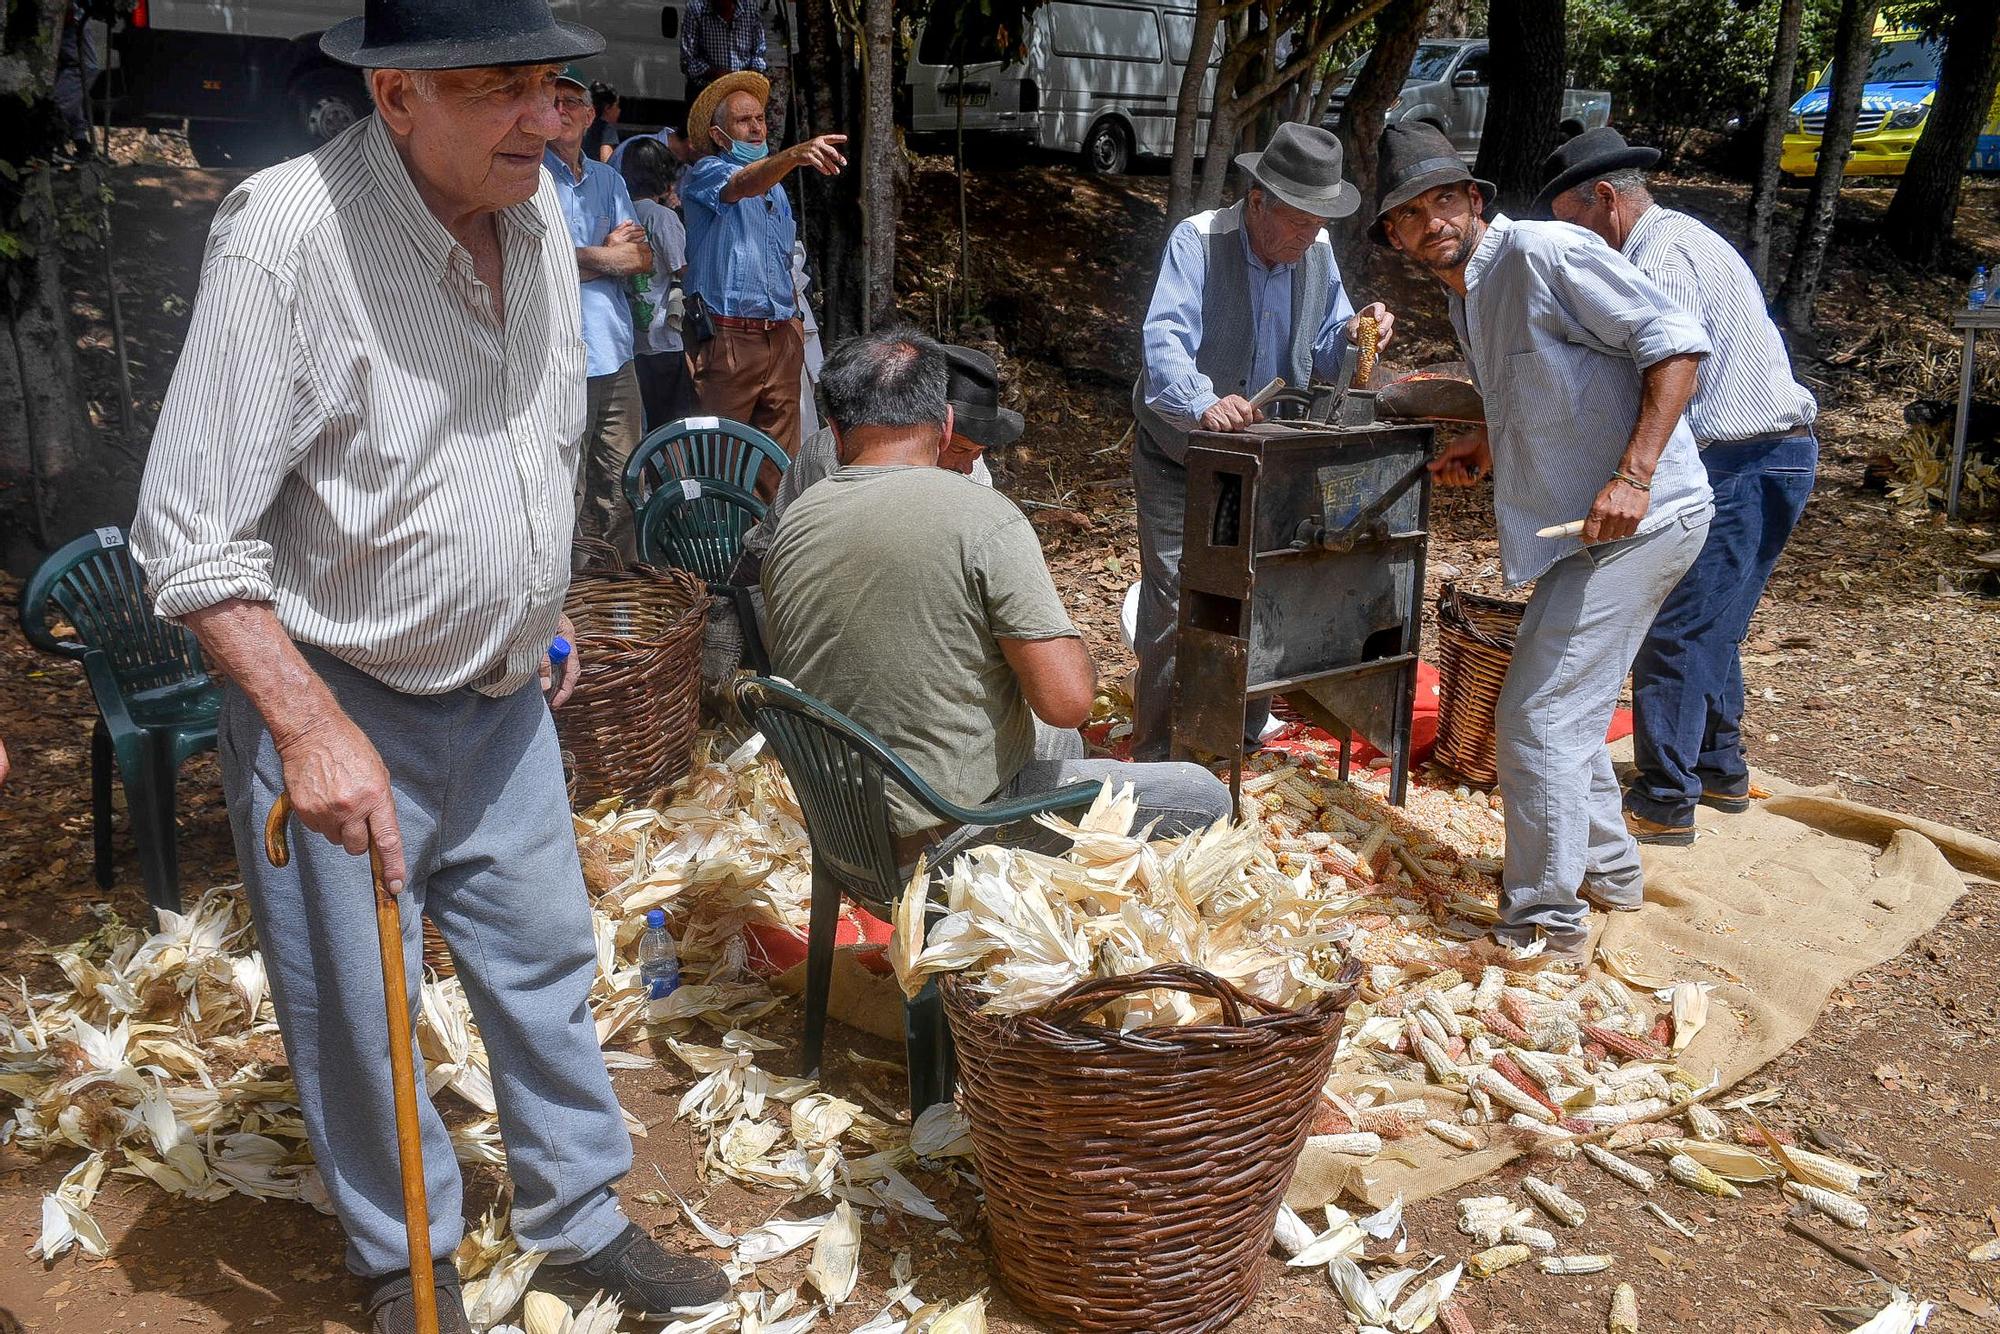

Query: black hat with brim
left=321, top=0, right=604, bottom=71
left=945, top=345, right=1025, bottom=450
left=1529, top=126, right=1661, bottom=217
left=1368, top=121, right=1496, bottom=246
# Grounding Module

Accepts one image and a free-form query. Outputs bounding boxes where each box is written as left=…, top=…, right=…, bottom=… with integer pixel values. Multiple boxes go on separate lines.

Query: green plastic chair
left=733, top=676, right=1100, bottom=1116
left=639, top=478, right=772, bottom=674
left=19, top=528, right=220, bottom=913
left=621, top=416, right=790, bottom=517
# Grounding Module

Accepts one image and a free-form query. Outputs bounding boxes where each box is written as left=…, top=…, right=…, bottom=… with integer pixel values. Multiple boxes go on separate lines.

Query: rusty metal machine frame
left=1170, top=419, right=1433, bottom=806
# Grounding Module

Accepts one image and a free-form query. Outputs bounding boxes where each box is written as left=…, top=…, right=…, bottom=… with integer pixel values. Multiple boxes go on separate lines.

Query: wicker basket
left=943, top=964, right=1352, bottom=1333
left=1432, top=582, right=1529, bottom=786
left=558, top=543, right=708, bottom=805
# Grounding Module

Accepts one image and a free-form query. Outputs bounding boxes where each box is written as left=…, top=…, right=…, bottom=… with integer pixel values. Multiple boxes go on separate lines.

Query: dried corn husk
left=1647, top=1138, right=1778, bottom=1182
left=1850, top=1290, right=1937, bottom=1334
left=805, top=1203, right=860, bottom=1308
left=1643, top=1202, right=1699, bottom=1239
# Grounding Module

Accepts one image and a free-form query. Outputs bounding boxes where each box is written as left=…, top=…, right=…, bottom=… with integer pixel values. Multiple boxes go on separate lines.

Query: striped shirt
left=131, top=115, right=587, bottom=697
left=1621, top=206, right=1816, bottom=444
left=1449, top=215, right=1713, bottom=587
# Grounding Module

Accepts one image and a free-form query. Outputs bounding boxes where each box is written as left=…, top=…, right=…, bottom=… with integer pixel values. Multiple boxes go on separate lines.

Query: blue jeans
left=1626, top=433, right=1817, bottom=826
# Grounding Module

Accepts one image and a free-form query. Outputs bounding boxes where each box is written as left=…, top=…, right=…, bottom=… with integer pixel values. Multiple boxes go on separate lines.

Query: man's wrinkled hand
left=1428, top=428, right=1491, bottom=487
left=1198, top=395, right=1262, bottom=433
left=276, top=712, right=407, bottom=893
left=1351, top=302, right=1397, bottom=350
left=1582, top=476, right=1649, bottom=544
left=794, top=135, right=848, bottom=175
left=541, top=614, right=582, bottom=710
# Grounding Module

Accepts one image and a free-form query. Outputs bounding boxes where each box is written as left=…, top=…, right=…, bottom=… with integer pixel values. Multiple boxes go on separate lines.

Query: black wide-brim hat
left=1235, top=121, right=1361, bottom=220
left=321, top=0, right=604, bottom=71
left=945, top=345, right=1025, bottom=449
left=1530, top=126, right=1661, bottom=217
left=1368, top=121, right=1496, bottom=246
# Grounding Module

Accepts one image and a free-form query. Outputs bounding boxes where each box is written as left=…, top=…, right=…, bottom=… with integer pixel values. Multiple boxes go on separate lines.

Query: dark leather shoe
left=550, top=1223, right=730, bottom=1317
left=368, top=1261, right=471, bottom=1334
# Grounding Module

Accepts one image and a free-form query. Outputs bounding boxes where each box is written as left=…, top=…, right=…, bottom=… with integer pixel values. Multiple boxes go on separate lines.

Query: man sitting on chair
left=761, top=327, right=1233, bottom=858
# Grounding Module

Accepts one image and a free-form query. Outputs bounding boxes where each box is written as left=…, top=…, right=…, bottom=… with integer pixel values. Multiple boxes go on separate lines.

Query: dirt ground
left=2, top=133, right=1998, bottom=1331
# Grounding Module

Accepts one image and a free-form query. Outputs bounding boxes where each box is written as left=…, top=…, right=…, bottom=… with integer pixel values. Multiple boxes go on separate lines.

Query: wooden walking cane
left=264, top=791, right=439, bottom=1334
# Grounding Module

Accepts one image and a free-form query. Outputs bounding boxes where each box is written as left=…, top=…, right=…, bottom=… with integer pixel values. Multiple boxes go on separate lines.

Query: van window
left=1814, top=37, right=1943, bottom=89
left=1050, top=2, right=1163, bottom=62
left=1162, top=10, right=1221, bottom=65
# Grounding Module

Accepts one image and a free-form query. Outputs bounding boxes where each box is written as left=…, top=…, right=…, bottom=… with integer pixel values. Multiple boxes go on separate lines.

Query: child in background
left=619, top=137, right=700, bottom=430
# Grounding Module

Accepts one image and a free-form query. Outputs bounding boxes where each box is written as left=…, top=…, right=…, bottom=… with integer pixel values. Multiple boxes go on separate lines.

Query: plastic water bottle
left=1971, top=266, right=1990, bottom=311
left=639, top=909, right=680, bottom=1015
left=544, top=634, right=572, bottom=704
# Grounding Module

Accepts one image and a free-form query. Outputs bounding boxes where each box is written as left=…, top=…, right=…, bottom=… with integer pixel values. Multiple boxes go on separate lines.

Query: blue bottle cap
left=646, top=908, right=666, bottom=928
left=549, top=635, right=573, bottom=664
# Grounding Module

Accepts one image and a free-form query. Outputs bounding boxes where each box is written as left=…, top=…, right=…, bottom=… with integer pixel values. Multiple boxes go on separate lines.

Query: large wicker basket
left=558, top=545, right=708, bottom=805
left=1432, top=582, right=1529, bottom=786
left=943, top=964, right=1352, bottom=1333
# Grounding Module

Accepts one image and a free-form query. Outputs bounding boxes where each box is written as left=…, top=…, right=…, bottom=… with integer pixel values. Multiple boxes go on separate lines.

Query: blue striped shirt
left=1449, top=215, right=1714, bottom=587
left=1620, top=205, right=1816, bottom=445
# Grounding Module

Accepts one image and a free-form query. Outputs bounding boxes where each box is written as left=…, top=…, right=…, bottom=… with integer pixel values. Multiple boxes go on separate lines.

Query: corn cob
left=1465, top=1088, right=1493, bottom=1123
left=1478, top=1007, right=1536, bottom=1047
left=1683, top=1104, right=1728, bottom=1141
left=1427, top=1119, right=1481, bottom=1151
left=1539, top=1255, right=1614, bottom=1275
left=1565, top=1097, right=1674, bottom=1129
left=1500, top=989, right=1541, bottom=1032
left=1473, top=965, right=1508, bottom=1012
left=1968, top=1236, right=2000, bottom=1263
left=1468, top=1243, right=1532, bottom=1278
left=1490, top=1053, right=1567, bottom=1119
left=1649, top=1013, right=1674, bottom=1047
left=1512, top=1112, right=1580, bottom=1142
left=1581, top=1022, right=1667, bottom=1062
left=1354, top=315, right=1380, bottom=386
left=1510, top=1046, right=1571, bottom=1090
left=1439, top=1299, right=1477, bottom=1334
left=1784, top=1181, right=1868, bottom=1229
left=1415, top=1032, right=1465, bottom=1086
left=1666, top=1152, right=1741, bottom=1198
left=1582, top=1143, right=1657, bottom=1192
left=1781, top=1146, right=1870, bottom=1195
left=1312, top=1131, right=1383, bottom=1158
left=1608, top=1283, right=1639, bottom=1334
left=1503, top=1222, right=1558, bottom=1251
left=1420, top=990, right=1466, bottom=1038
left=1416, top=1006, right=1454, bottom=1049
left=1472, top=1067, right=1556, bottom=1123
left=1643, top=1201, right=1698, bottom=1239
left=1522, top=1176, right=1587, bottom=1227
left=1355, top=1108, right=1415, bottom=1139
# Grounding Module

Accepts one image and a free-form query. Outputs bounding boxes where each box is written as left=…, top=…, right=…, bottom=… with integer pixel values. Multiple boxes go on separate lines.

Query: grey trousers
left=217, top=651, right=632, bottom=1277
left=578, top=364, right=646, bottom=562
left=1493, top=508, right=1711, bottom=943
left=1132, top=422, right=1267, bottom=761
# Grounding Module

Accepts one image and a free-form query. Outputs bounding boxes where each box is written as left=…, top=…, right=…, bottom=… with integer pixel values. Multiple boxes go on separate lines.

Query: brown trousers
left=690, top=318, right=806, bottom=493
left=577, top=364, right=645, bottom=561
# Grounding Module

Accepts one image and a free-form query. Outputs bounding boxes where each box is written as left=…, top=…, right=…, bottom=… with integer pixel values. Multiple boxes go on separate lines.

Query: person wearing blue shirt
left=680, top=69, right=848, bottom=488
left=547, top=67, right=651, bottom=558
left=1130, top=122, right=1396, bottom=762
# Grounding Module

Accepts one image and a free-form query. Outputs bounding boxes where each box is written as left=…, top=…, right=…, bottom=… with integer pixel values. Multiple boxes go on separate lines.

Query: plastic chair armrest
left=955, top=780, right=1103, bottom=829
left=81, top=651, right=141, bottom=742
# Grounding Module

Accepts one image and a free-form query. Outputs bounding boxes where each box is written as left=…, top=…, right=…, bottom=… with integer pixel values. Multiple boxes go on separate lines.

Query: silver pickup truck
left=1322, top=38, right=1612, bottom=163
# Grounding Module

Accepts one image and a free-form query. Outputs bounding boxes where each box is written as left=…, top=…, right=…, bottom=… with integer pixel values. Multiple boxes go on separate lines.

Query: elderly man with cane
left=1131, top=122, right=1396, bottom=762
left=129, top=1, right=730, bottom=1328
left=1370, top=122, right=1714, bottom=961
left=1533, top=129, right=1819, bottom=847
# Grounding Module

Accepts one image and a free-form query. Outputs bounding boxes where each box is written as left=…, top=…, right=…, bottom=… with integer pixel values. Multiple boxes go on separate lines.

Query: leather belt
left=712, top=313, right=794, bottom=332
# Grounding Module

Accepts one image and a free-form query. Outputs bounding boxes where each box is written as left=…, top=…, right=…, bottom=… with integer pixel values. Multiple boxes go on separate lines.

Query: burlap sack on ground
left=1290, top=776, right=1996, bottom=1210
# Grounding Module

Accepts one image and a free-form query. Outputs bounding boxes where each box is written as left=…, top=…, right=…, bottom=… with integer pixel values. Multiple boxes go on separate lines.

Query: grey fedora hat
left=321, top=0, right=604, bottom=71
left=1234, top=122, right=1361, bottom=220
left=1530, top=126, right=1661, bottom=217
left=1368, top=121, right=1496, bottom=245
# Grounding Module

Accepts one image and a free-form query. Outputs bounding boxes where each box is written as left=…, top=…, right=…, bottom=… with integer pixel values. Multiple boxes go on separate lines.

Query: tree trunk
left=1167, top=0, right=1224, bottom=223
left=1, top=0, right=92, bottom=565
left=796, top=0, right=867, bottom=343
left=1881, top=0, right=2000, bottom=269
left=1193, top=25, right=1261, bottom=210
left=1776, top=0, right=1878, bottom=337
left=1745, top=0, right=1807, bottom=286
left=1472, top=0, right=1566, bottom=212
left=1334, top=0, right=1426, bottom=265
left=859, top=0, right=896, bottom=329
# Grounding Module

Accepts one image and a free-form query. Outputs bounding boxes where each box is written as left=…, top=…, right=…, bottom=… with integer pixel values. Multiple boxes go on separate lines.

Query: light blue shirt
left=1449, top=215, right=1714, bottom=587
left=682, top=154, right=797, bottom=320
left=1141, top=206, right=1355, bottom=427
left=545, top=147, right=638, bottom=378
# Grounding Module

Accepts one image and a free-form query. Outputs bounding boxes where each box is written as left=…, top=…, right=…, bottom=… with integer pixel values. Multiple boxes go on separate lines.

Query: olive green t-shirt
left=761, top=464, right=1080, bottom=833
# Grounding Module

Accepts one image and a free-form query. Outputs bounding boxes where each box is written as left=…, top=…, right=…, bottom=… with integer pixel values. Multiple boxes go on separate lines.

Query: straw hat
left=688, top=70, right=772, bottom=156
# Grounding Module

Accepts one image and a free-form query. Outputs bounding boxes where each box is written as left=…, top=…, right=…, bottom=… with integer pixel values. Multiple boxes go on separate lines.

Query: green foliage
left=1567, top=0, right=1846, bottom=138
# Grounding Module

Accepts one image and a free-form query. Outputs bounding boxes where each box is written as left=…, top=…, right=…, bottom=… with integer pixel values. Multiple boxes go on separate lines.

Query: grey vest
left=1133, top=203, right=1334, bottom=460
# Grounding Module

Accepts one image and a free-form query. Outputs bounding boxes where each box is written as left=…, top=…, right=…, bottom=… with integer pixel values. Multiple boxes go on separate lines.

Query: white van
left=105, top=0, right=690, bottom=166
left=906, top=1, right=1217, bottom=175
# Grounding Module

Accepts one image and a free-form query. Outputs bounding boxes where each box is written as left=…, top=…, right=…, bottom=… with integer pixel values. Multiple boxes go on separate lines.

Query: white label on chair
left=680, top=478, right=703, bottom=500
left=687, top=415, right=720, bottom=429
left=96, top=527, right=124, bottom=547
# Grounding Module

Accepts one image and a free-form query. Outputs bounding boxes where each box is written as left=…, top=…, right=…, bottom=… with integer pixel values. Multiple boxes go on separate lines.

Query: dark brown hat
left=1368, top=121, right=1496, bottom=245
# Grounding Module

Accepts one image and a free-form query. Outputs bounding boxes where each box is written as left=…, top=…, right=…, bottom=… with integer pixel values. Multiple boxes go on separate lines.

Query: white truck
left=906, top=0, right=1219, bottom=176
left=103, top=0, right=693, bottom=166
left=1320, top=38, right=1612, bottom=162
